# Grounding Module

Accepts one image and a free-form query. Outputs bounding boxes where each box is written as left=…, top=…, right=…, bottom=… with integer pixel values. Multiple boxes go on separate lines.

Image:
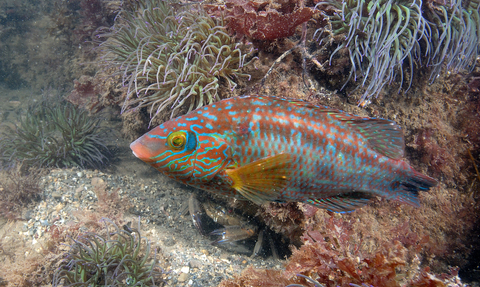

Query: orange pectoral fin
left=224, top=153, right=293, bottom=205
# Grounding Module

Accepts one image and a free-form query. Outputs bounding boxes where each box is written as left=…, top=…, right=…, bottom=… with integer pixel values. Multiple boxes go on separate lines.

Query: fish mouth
left=130, top=137, right=151, bottom=161
left=130, top=141, right=140, bottom=159
left=131, top=149, right=139, bottom=158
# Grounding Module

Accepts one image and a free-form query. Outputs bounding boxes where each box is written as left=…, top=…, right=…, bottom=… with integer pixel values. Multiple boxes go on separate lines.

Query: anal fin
left=307, top=192, right=376, bottom=213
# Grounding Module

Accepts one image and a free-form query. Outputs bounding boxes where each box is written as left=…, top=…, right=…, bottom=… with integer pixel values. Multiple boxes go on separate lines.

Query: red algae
left=219, top=208, right=461, bottom=286
left=205, top=0, right=314, bottom=41
left=413, top=128, right=457, bottom=180
left=66, top=75, right=103, bottom=111
left=0, top=168, right=43, bottom=221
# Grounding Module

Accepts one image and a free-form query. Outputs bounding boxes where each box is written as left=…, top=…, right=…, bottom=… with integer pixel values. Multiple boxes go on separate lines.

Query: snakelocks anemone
left=0, top=99, right=108, bottom=169
left=53, top=218, right=163, bottom=286
left=316, top=0, right=480, bottom=105
left=102, top=0, right=255, bottom=125
left=316, top=0, right=429, bottom=104
left=425, top=0, right=480, bottom=82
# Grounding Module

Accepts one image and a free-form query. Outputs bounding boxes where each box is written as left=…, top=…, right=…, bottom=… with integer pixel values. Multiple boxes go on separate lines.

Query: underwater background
left=0, top=0, right=479, bottom=286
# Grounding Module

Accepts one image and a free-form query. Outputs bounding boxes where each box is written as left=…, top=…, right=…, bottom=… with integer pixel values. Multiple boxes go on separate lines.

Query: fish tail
left=392, top=168, right=438, bottom=207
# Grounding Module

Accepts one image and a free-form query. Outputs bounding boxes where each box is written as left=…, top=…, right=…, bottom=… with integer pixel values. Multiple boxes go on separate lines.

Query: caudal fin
left=393, top=169, right=438, bottom=207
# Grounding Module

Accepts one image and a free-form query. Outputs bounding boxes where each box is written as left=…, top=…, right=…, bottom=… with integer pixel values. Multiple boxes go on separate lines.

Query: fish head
left=130, top=115, right=232, bottom=184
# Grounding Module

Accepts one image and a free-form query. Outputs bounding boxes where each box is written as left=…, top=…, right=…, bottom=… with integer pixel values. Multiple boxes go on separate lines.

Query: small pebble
left=178, top=272, right=189, bottom=282
left=189, top=259, right=202, bottom=269
left=180, top=266, right=190, bottom=273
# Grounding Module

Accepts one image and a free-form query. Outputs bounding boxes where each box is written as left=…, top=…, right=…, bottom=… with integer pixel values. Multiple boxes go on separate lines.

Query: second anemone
left=425, top=0, right=480, bottom=81
left=316, top=0, right=429, bottom=105
left=316, top=0, right=480, bottom=105
left=53, top=218, right=163, bottom=286
left=103, top=0, right=255, bottom=125
left=0, top=99, right=108, bottom=168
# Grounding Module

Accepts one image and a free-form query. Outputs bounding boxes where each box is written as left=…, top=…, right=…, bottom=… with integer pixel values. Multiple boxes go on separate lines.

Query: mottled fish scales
left=131, top=95, right=437, bottom=212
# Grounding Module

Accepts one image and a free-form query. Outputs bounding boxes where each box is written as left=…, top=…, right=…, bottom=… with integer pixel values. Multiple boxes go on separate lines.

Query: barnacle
left=102, top=0, right=254, bottom=125
left=316, top=0, right=429, bottom=104
left=53, top=218, right=163, bottom=287
left=0, top=99, right=108, bottom=168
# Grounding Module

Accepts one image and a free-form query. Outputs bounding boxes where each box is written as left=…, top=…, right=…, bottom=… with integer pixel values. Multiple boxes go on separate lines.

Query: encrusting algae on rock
left=130, top=95, right=437, bottom=212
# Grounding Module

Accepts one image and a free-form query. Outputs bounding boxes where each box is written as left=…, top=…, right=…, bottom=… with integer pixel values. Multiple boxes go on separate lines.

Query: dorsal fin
left=340, top=117, right=404, bottom=159
left=285, top=98, right=337, bottom=112
left=263, top=96, right=405, bottom=159
left=282, top=98, right=405, bottom=159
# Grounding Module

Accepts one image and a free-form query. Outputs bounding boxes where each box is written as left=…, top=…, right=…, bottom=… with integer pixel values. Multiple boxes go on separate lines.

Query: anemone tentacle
left=316, top=0, right=479, bottom=104
left=103, top=0, right=254, bottom=125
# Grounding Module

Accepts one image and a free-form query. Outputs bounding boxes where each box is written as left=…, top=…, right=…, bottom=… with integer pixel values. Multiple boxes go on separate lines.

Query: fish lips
left=130, top=134, right=165, bottom=163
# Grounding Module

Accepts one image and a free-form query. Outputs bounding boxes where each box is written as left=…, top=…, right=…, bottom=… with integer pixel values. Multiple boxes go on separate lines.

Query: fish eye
left=167, top=131, right=187, bottom=149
